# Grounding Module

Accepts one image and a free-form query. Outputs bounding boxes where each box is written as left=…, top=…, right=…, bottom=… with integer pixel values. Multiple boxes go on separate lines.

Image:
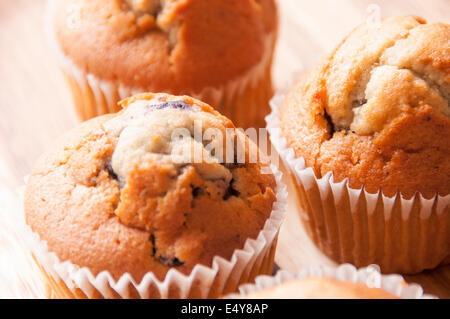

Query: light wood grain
left=277, top=164, right=450, bottom=299
left=0, top=0, right=449, bottom=298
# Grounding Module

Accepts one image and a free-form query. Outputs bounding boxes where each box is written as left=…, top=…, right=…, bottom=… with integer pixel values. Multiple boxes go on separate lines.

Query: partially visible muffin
left=24, top=93, right=279, bottom=298
left=229, top=265, right=432, bottom=299
left=241, top=278, right=398, bottom=299
left=48, top=0, right=278, bottom=128
left=272, top=16, right=450, bottom=274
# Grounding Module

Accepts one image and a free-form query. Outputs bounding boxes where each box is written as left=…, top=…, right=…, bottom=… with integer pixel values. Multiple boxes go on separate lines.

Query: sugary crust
left=279, top=16, right=450, bottom=198
left=25, top=93, right=276, bottom=281
left=53, top=0, right=278, bottom=92
left=242, top=278, right=398, bottom=299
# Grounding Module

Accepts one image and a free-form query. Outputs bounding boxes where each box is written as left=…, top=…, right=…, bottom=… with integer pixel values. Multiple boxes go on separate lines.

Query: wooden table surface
left=0, top=0, right=449, bottom=298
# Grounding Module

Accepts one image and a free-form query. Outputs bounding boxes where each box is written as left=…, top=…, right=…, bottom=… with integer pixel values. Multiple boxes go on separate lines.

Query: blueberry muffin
left=272, top=16, right=450, bottom=273
left=47, top=0, right=278, bottom=128
left=24, top=93, right=281, bottom=299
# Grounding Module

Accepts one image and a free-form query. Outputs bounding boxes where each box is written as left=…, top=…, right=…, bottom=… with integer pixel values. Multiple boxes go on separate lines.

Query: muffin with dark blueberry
left=25, top=93, right=283, bottom=299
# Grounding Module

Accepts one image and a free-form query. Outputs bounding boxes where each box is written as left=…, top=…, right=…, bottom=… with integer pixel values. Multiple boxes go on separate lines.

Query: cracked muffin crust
left=24, top=93, right=276, bottom=281
left=51, top=0, right=278, bottom=127
left=279, top=16, right=450, bottom=198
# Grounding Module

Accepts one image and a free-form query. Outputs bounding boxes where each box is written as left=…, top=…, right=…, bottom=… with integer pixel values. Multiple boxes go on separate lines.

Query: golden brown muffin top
left=241, top=278, right=398, bottom=299
left=25, top=93, right=276, bottom=281
left=279, top=16, right=450, bottom=198
left=53, top=0, right=278, bottom=92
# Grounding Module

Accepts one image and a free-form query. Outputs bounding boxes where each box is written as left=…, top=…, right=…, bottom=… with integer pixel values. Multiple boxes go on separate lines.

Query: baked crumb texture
left=24, top=93, right=276, bottom=282
left=280, top=16, right=450, bottom=198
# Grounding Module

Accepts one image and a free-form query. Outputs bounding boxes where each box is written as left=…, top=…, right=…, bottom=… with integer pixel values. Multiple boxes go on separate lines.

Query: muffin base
left=290, top=173, right=449, bottom=274
left=25, top=166, right=286, bottom=299
left=267, top=93, right=450, bottom=275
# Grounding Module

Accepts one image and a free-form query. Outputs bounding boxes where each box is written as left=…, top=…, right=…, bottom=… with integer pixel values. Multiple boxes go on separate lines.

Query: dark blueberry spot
left=106, top=163, right=118, bottom=181
left=192, top=186, right=202, bottom=198
left=158, top=255, right=185, bottom=267
left=323, top=109, right=335, bottom=137
left=149, top=233, right=157, bottom=256
left=177, top=164, right=189, bottom=176
left=152, top=100, right=191, bottom=111
left=223, top=179, right=240, bottom=200
left=150, top=233, right=184, bottom=267
left=352, top=98, right=367, bottom=107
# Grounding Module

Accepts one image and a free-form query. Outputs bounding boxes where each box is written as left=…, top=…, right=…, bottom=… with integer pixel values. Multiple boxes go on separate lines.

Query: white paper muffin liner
left=23, top=165, right=287, bottom=299
left=45, top=0, right=276, bottom=127
left=228, top=264, right=435, bottom=299
left=266, top=92, right=450, bottom=274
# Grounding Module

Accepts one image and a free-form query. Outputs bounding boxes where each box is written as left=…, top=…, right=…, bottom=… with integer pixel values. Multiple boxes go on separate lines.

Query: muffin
left=267, top=16, right=450, bottom=274
left=240, top=278, right=398, bottom=299
left=24, top=93, right=286, bottom=299
left=46, top=0, right=278, bottom=128
left=230, top=264, right=432, bottom=299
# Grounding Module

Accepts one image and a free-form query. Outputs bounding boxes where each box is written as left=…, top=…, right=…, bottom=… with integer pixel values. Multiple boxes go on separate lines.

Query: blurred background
left=0, top=0, right=449, bottom=298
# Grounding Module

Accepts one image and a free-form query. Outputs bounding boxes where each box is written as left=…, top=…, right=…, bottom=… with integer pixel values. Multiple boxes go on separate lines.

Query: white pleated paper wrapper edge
left=45, top=0, right=276, bottom=114
left=227, top=264, right=436, bottom=299
left=265, top=91, right=450, bottom=272
left=23, top=165, right=287, bottom=299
